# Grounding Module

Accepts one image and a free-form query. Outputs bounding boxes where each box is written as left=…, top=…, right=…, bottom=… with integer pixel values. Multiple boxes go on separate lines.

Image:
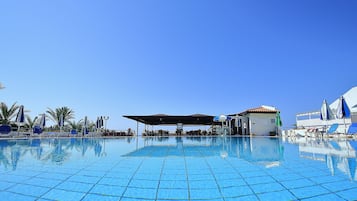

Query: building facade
left=296, top=86, right=357, bottom=131
left=230, top=105, right=279, bottom=136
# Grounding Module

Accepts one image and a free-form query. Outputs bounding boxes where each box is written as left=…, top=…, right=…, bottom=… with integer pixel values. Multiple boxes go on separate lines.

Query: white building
left=296, top=86, right=357, bottom=132
left=230, top=105, right=279, bottom=136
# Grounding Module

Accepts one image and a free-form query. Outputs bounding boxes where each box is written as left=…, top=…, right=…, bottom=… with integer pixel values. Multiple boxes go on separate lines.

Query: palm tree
left=68, top=120, right=85, bottom=132
left=46, top=106, right=75, bottom=127
left=25, top=116, right=38, bottom=131
left=0, top=102, right=19, bottom=124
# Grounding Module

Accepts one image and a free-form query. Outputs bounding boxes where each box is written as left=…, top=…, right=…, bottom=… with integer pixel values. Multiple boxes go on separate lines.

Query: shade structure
left=336, top=96, right=351, bottom=134
left=275, top=112, right=282, bottom=127
left=82, top=116, right=88, bottom=135
left=320, top=99, right=333, bottom=134
left=15, top=105, right=25, bottom=123
left=96, top=117, right=102, bottom=129
left=58, top=113, right=64, bottom=127
left=15, top=105, right=25, bottom=134
left=100, top=116, right=104, bottom=128
left=84, top=116, right=88, bottom=128
left=124, top=114, right=216, bottom=125
left=39, top=114, right=46, bottom=129
left=336, top=96, right=351, bottom=119
left=320, top=99, right=334, bottom=120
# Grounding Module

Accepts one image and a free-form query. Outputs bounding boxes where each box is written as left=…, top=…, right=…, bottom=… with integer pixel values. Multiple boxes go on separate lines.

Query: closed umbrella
left=100, top=116, right=104, bottom=128
left=15, top=105, right=25, bottom=134
left=58, top=113, right=64, bottom=133
left=336, top=96, right=351, bottom=134
left=82, top=116, right=88, bottom=136
left=39, top=114, right=46, bottom=129
left=96, top=117, right=100, bottom=133
left=15, top=105, right=25, bottom=123
left=320, top=99, right=334, bottom=134
left=275, top=111, right=282, bottom=135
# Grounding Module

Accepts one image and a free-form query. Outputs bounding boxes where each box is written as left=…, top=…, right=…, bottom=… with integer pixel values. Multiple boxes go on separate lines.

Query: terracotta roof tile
left=237, top=106, right=278, bottom=115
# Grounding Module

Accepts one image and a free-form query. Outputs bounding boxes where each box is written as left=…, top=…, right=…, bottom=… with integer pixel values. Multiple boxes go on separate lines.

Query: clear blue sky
left=1, top=0, right=356, bottom=130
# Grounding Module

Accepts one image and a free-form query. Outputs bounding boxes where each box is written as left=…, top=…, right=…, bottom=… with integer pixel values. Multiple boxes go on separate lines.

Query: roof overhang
left=123, top=114, right=216, bottom=125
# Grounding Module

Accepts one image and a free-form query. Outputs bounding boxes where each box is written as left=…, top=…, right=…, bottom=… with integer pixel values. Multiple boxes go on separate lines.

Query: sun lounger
left=327, top=124, right=339, bottom=135
left=33, top=126, right=43, bottom=134
left=0, top=125, right=11, bottom=137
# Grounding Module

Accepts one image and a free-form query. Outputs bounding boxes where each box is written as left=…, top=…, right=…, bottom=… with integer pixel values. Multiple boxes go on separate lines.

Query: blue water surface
left=0, top=136, right=356, bottom=201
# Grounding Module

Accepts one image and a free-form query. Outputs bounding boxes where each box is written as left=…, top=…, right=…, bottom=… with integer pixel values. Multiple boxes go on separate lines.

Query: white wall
left=296, top=86, right=357, bottom=129
left=248, top=113, right=276, bottom=136
left=297, top=118, right=351, bottom=129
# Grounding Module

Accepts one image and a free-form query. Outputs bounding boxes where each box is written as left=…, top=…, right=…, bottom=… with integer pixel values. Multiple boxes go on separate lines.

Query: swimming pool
left=0, top=136, right=356, bottom=201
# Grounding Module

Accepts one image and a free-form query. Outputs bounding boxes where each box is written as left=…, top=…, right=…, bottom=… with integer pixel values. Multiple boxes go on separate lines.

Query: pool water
left=0, top=136, right=356, bottom=201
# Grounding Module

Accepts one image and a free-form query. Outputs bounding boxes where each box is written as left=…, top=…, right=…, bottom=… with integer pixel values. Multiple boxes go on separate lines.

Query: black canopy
left=123, top=114, right=216, bottom=125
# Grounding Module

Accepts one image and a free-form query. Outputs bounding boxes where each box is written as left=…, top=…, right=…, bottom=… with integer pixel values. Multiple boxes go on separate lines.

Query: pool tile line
left=299, top=192, right=348, bottom=201
left=183, top=147, right=191, bottom=200
left=120, top=157, right=150, bottom=200
left=204, top=156, right=232, bottom=200
left=155, top=157, right=166, bottom=200
left=270, top=165, right=344, bottom=201
left=0, top=190, right=39, bottom=200
left=225, top=158, right=279, bottom=200
left=1, top=168, right=61, bottom=196
left=36, top=160, right=105, bottom=200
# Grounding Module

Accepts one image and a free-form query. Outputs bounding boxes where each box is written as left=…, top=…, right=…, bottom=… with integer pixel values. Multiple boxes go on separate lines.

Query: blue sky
left=1, top=0, right=356, bottom=131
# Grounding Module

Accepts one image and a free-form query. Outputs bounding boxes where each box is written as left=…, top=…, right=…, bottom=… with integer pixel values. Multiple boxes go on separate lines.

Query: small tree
left=46, top=106, right=75, bottom=128
left=25, top=116, right=39, bottom=131
left=0, top=102, right=20, bottom=124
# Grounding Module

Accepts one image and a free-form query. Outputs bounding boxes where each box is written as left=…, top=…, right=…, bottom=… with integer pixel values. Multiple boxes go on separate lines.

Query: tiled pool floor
left=0, top=137, right=356, bottom=200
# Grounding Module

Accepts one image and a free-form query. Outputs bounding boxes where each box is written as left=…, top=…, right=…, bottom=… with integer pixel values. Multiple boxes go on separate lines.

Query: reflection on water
left=285, top=136, right=357, bottom=181
left=0, top=137, right=286, bottom=171
left=126, top=136, right=284, bottom=168
left=0, top=138, right=110, bottom=170
left=2, top=136, right=356, bottom=181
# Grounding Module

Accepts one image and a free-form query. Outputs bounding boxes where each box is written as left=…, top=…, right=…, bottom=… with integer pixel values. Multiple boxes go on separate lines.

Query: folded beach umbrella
left=84, top=116, right=87, bottom=127
left=336, top=96, right=351, bottom=134
left=82, top=116, right=88, bottom=135
left=15, top=105, right=25, bottom=123
left=15, top=105, right=25, bottom=134
left=58, top=113, right=64, bottom=134
left=58, top=113, right=64, bottom=127
left=275, top=111, right=282, bottom=135
left=39, top=114, right=46, bottom=129
left=100, top=116, right=104, bottom=128
left=96, top=117, right=100, bottom=129
left=275, top=111, right=282, bottom=127
left=320, top=99, right=334, bottom=121
left=336, top=96, right=350, bottom=119
left=320, top=99, right=333, bottom=133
